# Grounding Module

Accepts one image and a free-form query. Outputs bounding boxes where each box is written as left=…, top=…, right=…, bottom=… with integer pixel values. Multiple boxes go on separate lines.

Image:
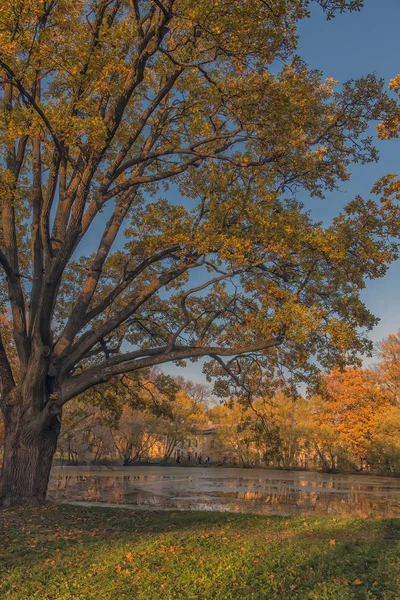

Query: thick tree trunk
left=0, top=402, right=62, bottom=505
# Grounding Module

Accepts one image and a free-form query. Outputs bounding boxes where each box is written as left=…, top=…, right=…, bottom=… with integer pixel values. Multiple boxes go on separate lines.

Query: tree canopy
left=0, top=0, right=398, bottom=402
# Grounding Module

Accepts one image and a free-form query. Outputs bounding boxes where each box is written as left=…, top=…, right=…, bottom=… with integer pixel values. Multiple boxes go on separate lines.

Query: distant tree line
left=16, top=330, right=397, bottom=476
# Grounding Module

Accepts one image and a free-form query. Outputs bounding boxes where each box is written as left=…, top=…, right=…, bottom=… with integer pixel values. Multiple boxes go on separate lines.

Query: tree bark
left=0, top=400, right=62, bottom=505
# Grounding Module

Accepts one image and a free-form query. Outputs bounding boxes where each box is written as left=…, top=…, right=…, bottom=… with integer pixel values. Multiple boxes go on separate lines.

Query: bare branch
left=0, top=60, right=64, bottom=156
left=61, top=336, right=283, bottom=403
left=54, top=256, right=199, bottom=371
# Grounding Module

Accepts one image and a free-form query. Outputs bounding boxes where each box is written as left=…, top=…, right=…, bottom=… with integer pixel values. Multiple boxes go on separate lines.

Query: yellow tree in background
left=315, top=368, right=393, bottom=467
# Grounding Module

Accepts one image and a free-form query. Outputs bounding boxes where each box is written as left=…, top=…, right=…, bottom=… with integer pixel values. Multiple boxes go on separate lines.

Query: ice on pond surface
left=48, top=466, right=400, bottom=517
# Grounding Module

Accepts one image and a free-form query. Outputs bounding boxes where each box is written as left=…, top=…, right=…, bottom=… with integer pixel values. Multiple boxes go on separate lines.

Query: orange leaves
left=315, top=366, right=394, bottom=462
left=115, top=564, right=129, bottom=575
left=389, top=75, right=400, bottom=92
left=377, top=74, right=400, bottom=139
left=160, top=544, right=179, bottom=554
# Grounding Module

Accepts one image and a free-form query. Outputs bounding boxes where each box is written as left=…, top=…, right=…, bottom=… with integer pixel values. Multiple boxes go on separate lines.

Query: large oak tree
left=0, top=0, right=399, bottom=504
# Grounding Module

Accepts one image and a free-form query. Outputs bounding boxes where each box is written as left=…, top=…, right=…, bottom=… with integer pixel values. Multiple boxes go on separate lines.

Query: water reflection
left=48, top=466, right=400, bottom=517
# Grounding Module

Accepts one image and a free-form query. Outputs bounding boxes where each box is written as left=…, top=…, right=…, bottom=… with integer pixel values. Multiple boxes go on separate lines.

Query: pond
left=48, top=466, right=400, bottom=517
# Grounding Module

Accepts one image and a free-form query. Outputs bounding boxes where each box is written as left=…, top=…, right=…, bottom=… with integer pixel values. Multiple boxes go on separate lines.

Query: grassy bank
left=0, top=505, right=399, bottom=599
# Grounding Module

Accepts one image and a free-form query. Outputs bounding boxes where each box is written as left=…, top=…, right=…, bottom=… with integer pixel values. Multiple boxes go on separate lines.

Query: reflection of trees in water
left=48, top=472, right=400, bottom=517
left=52, top=475, right=125, bottom=503
left=220, top=489, right=400, bottom=517
left=51, top=474, right=171, bottom=505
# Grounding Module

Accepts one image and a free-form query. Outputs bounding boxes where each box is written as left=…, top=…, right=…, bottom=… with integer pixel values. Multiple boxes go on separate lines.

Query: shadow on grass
left=0, top=505, right=399, bottom=599
left=242, top=519, right=400, bottom=599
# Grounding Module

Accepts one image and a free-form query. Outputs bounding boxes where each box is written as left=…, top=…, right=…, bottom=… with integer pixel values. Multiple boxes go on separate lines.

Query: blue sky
left=164, top=0, right=400, bottom=384
left=297, top=0, right=400, bottom=345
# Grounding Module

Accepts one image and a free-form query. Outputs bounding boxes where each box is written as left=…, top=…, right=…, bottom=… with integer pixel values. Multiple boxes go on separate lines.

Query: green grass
left=0, top=505, right=399, bottom=599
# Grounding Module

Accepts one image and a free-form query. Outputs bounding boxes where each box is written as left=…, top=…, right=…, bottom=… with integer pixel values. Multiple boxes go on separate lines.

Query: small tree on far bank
left=159, top=389, right=208, bottom=462
left=112, top=408, right=160, bottom=465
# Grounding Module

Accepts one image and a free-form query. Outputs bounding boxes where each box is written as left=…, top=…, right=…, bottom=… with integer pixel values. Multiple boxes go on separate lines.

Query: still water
left=48, top=466, right=400, bottom=517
